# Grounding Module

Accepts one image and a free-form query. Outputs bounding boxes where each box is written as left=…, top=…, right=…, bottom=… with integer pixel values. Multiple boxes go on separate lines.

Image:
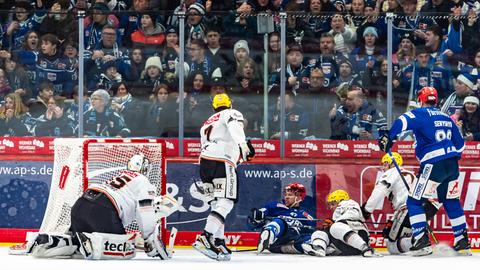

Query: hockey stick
left=387, top=151, right=440, bottom=244
left=168, top=227, right=178, bottom=253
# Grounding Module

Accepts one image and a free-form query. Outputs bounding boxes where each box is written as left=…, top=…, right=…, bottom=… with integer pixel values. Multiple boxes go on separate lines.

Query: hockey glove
left=382, top=220, right=393, bottom=239
left=360, top=203, right=371, bottom=220
left=378, top=133, right=393, bottom=153
left=248, top=208, right=266, bottom=226
left=322, top=218, right=334, bottom=230
left=239, top=140, right=255, bottom=162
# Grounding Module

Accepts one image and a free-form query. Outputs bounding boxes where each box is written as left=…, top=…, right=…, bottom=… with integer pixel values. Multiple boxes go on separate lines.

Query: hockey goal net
left=10, top=138, right=167, bottom=253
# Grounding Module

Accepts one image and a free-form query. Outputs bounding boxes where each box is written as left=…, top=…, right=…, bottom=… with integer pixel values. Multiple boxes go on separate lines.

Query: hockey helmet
left=285, top=182, right=307, bottom=200
left=212, top=93, right=232, bottom=110
left=417, top=86, right=438, bottom=105
left=327, top=189, right=350, bottom=205
left=381, top=152, right=403, bottom=167
left=127, top=153, right=150, bottom=175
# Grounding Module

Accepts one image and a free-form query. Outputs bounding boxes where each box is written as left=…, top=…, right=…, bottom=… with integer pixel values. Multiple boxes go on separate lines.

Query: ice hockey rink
left=1, top=246, right=479, bottom=270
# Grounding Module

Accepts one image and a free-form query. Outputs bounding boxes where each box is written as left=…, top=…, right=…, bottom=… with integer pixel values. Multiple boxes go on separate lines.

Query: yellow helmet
left=381, top=152, right=403, bottom=167
left=212, top=93, right=232, bottom=110
left=327, top=189, right=350, bottom=204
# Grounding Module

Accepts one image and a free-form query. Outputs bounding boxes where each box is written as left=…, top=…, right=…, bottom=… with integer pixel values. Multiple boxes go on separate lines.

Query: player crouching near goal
left=361, top=152, right=441, bottom=254
left=193, top=93, right=255, bottom=261
left=248, top=183, right=317, bottom=255
left=26, top=153, right=180, bottom=260
left=303, top=190, right=382, bottom=257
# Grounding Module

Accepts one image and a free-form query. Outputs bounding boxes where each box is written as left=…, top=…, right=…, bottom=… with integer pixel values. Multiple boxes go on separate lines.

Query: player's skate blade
left=257, top=229, right=274, bottom=254
left=409, top=233, right=433, bottom=257
left=215, top=238, right=231, bottom=261
left=192, top=233, right=220, bottom=261
left=301, top=243, right=325, bottom=257
left=453, top=231, right=472, bottom=256
left=361, top=246, right=383, bottom=257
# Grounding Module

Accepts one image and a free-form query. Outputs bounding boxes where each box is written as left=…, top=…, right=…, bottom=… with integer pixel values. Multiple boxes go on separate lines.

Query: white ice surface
left=2, top=247, right=479, bottom=270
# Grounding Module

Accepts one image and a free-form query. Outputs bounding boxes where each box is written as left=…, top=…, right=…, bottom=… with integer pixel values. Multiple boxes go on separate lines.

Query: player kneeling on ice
left=26, top=153, right=179, bottom=260
left=361, top=152, right=440, bottom=254
left=305, top=190, right=381, bottom=257
left=249, top=183, right=318, bottom=255
left=193, top=93, right=255, bottom=261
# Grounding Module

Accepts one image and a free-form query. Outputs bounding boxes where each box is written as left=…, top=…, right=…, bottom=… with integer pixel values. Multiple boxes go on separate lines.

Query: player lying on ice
left=25, top=153, right=180, bottom=260
left=361, top=152, right=441, bottom=254
left=303, top=190, right=382, bottom=257
left=250, top=185, right=380, bottom=257
left=249, top=182, right=317, bottom=255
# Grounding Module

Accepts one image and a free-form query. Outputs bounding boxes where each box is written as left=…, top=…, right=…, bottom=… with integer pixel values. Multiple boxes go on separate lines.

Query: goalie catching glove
left=154, top=194, right=180, bottom=219
left=239, top=140, right=255, bottom=162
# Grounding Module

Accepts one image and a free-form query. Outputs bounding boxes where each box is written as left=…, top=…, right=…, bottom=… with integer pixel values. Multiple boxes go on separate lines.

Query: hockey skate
left=361, top=245, right=383, bottom=257
left=214, top=238, right=232, bottom=261
left=301, top=243, right=326, bottom=257
left=409, top=233, right=432, bottom=256
left=256, top=229, right=275, bottom=254
left=76, top=232, right=93, bottom=259
left=192, top=231, right=221, bottom=261
left=453, top=230, right=472, bottom=256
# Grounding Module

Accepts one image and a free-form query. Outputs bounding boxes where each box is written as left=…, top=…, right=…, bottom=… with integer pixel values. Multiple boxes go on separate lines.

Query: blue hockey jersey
left=388, top=107, right=464, bottom=165
left=259, top=201, right=316, bottom=228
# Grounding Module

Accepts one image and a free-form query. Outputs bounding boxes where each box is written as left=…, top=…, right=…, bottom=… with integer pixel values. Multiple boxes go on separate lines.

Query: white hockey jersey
left=199, top=108, right=246, bottom=166
left=88, top=170, right=158, bottom=238
left=364, top=167, right=416, bottom=213
left=332, top=199, right=364, bottom=222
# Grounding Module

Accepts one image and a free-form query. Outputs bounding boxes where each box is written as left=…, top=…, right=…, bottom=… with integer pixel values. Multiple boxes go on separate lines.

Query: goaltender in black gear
left=26, top=153, right=179, bottom=260
left=193, top=93, right=255, bottom=261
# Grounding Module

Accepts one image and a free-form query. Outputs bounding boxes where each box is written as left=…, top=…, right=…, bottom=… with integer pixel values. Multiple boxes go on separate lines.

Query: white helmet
left=127, top=153, right=150, bottom=175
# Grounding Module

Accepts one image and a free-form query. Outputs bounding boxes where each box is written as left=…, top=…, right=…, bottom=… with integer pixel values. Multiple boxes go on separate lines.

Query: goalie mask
left=127, top=153, right=150, bottom=175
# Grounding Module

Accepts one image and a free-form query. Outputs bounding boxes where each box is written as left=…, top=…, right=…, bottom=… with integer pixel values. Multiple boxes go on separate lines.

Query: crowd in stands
left=0, top=0, right=478, bottom=141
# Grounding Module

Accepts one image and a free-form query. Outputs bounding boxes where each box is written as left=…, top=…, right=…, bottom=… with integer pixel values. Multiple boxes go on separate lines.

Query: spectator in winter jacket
left=83, top=89, right=130, bottom=137
left=2, top=55, right=32, bottom=102
left=27, top=80, right=54, bottom=119
left=0, top=92, right=34, bottom=136
left=38, top=0, right=77, bottom=43
left=131, top=12, right=166, bottom=57
left=269, top=93, right=310, bottom=140
left=110, top=82, right=147, bottom=137
left=328, top=13, right=356, bottom=57
left=349, top=26, right=386, bottom=78
left=330, top=88, right=387, bottom=140
left=3, top=0, right=45, bottom=50
left=441, top=73, right=476, bottom=116
left=84, top=25, right=132, bottom=84
left=34, top=96, right=74, bottom=137
left=35, top=34, right=75, bottom=97
left=84, top=2, right=114, bottom=50
left=457, top=96, right=480, bottom=141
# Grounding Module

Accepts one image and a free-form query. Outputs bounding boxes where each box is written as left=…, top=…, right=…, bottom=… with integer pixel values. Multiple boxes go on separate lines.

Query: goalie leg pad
left=29, top=233, right=78, bottom=258
left=77, top=232, right=136, bottom=260
left=389, top=207, right=411, bottom=241
left=144, top=224, right=172, bottom=260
